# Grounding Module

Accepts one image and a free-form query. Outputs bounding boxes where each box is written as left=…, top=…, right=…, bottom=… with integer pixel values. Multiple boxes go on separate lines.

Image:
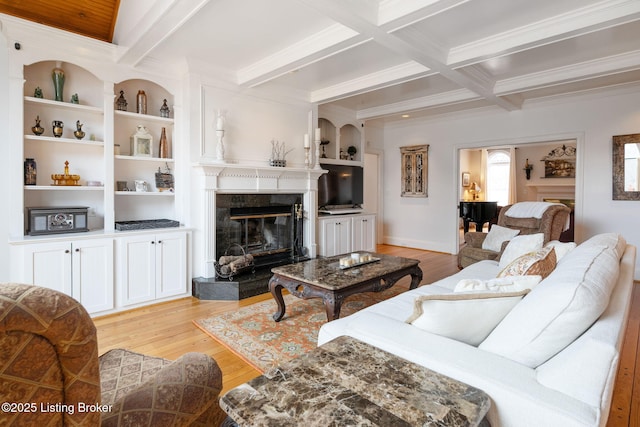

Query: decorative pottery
left=134, top=180, right=148, bottom=192
left=51, top=62, right=65, bottom=102
left=159, top=127, right=169, bottom=158
left=34, top=87, right=43, bottom=98
left=24, top=158, right=36, bottom=185
left=31, top=116, right=44, bottom=136
left=73, top=120, right=85, bottom=140
left=70, top=93, right=79, bottom=104
left=52, top=120, right=64, bottom=138
left=136, top=90, right=147, bottom=114
left=116, top=90, right=128, bottom=111
left=160, top=99, right=170, bottom=118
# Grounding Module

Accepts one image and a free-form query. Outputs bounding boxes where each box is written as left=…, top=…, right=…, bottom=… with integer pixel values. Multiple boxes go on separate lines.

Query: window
left=486, top=150, right=510, bottom=205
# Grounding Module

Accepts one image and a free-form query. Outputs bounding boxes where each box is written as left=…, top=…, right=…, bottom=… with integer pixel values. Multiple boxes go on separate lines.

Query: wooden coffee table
left=268, top=252, right=422, bottom=322
left=220, top=335, right=491, bottom=426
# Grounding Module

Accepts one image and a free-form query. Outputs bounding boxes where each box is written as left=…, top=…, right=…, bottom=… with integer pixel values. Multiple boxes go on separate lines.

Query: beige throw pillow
left=406, top=290, right=530, bottom=346
left=481, top=225, right=520, bottom=252
left=497, top=246, right=556, bottom=279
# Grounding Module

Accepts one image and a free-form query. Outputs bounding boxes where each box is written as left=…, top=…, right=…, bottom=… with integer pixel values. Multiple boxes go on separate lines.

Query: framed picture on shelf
left=130, top=125, right=153, bottom=157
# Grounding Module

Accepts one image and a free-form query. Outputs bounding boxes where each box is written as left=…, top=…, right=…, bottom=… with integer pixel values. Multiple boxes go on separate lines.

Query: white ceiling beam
left=378, top=0, right=470, bottom=29
left=297, top=0, right=522, bottom=111
left=448, top=0, right=640, bottom=67
left=356, top=88, right=480, bottom=120
left=310, top=61, right=434, bottom=103
left=116, top=0, right=212, bottom=67
left=237, top=24, right=367, bottom=87
left=494, top=49, right=640, bottom=95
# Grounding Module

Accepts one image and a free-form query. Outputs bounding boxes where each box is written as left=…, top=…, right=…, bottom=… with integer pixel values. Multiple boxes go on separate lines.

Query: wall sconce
left=469, top=182, right=481, bottom=200
left=524, top=158, right=533, bottom=180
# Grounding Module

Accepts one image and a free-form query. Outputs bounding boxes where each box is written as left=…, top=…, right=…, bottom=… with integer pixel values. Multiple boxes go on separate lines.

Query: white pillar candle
left=315, top=127, right=321, bottom=141
left=304, top=134, right=310, bottom=148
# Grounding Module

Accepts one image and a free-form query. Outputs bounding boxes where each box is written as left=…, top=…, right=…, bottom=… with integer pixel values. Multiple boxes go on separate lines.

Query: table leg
left=409, top=266, right=423, bottom=290
left=268, top=275, right=286, bottom=322
left=322, top=294, right=342, bottom=322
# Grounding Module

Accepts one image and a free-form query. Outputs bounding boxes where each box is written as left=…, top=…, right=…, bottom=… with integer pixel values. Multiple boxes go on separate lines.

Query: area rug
left=193, top=286, right=407, bottom=373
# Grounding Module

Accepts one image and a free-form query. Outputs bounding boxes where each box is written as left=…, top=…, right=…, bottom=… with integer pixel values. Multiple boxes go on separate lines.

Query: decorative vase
left=159, top=127, right=169, bottom=158
left=136, top=90, right=147, bottom=114
left=24, top=158, right=37, bottom=185
left=73, top=120, right=85, bottom=140
left=51, top=62, right=65, bottom=102
left=116, top=90, right=128, bottom=111
left=160, top=99, right=170, bottom=118
left=31, top=116, right=44, bottom=135
left=52, top=120, right=64, bottom=138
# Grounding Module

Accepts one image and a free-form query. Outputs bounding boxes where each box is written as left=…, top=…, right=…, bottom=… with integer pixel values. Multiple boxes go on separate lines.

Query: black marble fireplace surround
left=193, top=193, right=305, bottom=300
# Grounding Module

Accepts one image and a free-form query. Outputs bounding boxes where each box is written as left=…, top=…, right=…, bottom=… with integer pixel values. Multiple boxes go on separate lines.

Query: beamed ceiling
left=2, top=0, right=640, bottom=123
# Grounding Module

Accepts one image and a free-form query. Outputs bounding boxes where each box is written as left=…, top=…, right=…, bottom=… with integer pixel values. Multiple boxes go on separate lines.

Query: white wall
left=0, top=31, right=9, bottom=281
left=383, top=85, right=640, bottom=278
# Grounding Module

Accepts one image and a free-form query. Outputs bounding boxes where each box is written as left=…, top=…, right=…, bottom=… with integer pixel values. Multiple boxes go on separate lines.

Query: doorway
left=364, top=151, right=383, bottom=244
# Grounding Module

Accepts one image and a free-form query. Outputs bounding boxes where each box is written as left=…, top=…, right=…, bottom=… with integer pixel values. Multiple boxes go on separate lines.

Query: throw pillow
left=499, top=233, right=544, bottom=269
left=406, top=290, right=530, bottom=346
left=454, top=275, right=542, bottom=293
left=497, top=246, right=556, bottom=279
left=481, top=225, right=520, bottom=252
left=544, top=240, right=577, bottom=263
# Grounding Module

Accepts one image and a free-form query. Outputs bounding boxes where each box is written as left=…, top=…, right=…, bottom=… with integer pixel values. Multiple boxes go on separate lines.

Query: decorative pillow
left=454, top=275, right=542, bottom=293
left=497, top=246, right=556, bottom=279
left=481, top=225, right=520, bottom=252
left=479, top=237, right=620, bottom=368
left=544, top=240, right=577, bottom=263
left=406, top=290, right=530, bottom=346
left=499, top=233, right=544, bottom=269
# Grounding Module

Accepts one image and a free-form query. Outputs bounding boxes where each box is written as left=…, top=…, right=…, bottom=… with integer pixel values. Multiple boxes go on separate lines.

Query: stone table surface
left=220, top=336, right=491, bottom=427
left=270, top=252, right=420, bottom=291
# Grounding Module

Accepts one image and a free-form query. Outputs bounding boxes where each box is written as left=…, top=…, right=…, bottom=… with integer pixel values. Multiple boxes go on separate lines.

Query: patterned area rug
left=193, top=287, right=407, bottom=373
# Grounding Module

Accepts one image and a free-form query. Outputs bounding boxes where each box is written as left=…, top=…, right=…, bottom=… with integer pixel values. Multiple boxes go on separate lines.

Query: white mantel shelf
left=194, top=161, right=326, bottom=178
left=526, top=182, right=575, bottom=191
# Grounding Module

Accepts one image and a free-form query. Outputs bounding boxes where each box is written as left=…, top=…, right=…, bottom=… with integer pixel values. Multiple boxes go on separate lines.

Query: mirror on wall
left=613, top=134, right=640, bottom=200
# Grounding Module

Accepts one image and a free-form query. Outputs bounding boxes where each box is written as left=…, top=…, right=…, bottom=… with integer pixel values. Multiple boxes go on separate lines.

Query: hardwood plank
left=93, top=245, right=640, bottom=422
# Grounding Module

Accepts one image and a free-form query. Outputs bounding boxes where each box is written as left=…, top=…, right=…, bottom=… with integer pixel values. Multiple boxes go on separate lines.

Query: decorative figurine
left=70, top=93, right=79, bottom=104
left=52, top=120, right=64, bottom=138
left=73, top=120, right=85, bottom=140
left=160, top=99, right=170, bottom=118
left=33, top=87, right=43, bottom=98
left=31, top=116, right=44, bottom=136
left=116, top=90, right=128, bottom=111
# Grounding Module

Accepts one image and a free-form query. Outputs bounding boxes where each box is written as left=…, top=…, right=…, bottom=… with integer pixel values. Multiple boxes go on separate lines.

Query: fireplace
left=215, top=193, right=304, bottom=271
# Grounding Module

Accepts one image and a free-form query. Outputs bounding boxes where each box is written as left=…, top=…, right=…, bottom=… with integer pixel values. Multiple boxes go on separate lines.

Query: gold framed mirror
left=613, top=133, right=640, bottom=200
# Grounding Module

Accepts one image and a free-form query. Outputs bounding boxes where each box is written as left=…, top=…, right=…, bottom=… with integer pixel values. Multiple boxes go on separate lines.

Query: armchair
left=458, top=202, right=571, bottom=269
left=0, top=283, right=226, bottom=427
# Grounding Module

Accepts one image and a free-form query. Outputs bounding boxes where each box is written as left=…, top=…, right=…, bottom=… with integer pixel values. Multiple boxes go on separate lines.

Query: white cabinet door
left=319, top=217, right=352, bottom=257
left=23, top=241, right=72, bottom=295
left=119, top=235, right=157, bottom=306
left=352, top=214, right=376, bottom=252
left=155, top=232, right=187, bottom=299
left=72, top=238, right=114, bottom=314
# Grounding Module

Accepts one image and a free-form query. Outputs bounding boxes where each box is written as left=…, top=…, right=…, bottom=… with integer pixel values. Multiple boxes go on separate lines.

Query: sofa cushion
left=499, top=233, right=544, bottom=269
left=406, top=290, right=529, bottom=346
left=482, top=225, right=520, bottom=252
left=497, top=246, right=556, bottom=279
left=454, top=275, right=542, bottom=293
left=479, top=234, right=622, bottom=368
left=544, top=240, right=577, bottom=263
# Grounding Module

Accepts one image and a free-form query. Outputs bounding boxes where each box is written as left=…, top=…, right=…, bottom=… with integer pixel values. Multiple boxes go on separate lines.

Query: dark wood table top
left=220, top=336, right=490, bottom=426
left=270, top=252, right=420, bottom=291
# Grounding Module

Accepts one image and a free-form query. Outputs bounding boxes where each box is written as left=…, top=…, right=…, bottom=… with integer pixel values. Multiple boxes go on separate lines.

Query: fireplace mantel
left=526, top=182, right=575, bottom=201
left=193, top=161, right=326, bottom=278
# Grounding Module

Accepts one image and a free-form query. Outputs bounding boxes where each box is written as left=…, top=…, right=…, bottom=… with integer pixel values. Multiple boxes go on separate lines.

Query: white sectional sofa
left=318, top=233, right=637, bottom=427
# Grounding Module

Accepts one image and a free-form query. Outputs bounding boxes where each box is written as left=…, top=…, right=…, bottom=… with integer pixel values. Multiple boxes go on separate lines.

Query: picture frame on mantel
left=400, top=144, right=429, bottom=197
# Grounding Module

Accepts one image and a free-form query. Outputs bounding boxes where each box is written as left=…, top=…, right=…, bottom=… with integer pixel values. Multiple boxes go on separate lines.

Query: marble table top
left=270, top=252, right=420, bottom=291
left=220, top=336, right=491, bottom=427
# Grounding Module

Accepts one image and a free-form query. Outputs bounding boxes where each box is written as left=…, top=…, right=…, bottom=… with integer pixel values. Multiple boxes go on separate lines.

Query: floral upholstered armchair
left=458, top=202, right=571, bottom=269
left=0, top=283, right=227, bottom=426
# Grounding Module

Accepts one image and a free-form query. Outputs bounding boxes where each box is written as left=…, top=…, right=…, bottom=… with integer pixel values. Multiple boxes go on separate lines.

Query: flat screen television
left=318, top=163, right=364, bottom=209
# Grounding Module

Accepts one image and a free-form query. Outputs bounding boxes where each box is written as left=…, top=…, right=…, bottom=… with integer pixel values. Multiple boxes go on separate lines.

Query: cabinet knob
left=65, top=249, right=70, bottom=254
left=75, top=248, right=80, bottom=252
left=151, top=241, right=155, bottom=244
left=157, top=240, right=162, bottom=244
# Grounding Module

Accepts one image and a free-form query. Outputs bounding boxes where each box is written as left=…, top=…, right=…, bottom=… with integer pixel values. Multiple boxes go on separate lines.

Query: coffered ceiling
left=4, top=0, right=640, bottom=123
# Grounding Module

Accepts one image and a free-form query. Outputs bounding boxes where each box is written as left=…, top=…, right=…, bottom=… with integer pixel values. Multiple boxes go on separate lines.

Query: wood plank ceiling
left=0, top=0, right=120, bottom=43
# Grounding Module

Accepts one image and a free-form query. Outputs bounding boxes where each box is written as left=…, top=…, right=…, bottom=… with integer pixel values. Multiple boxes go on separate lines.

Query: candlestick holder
left=314, top=139, right=322, bottom=169
left=304, top=146, right=311, bottom=169
left=216, top=129, right=225, bottom=162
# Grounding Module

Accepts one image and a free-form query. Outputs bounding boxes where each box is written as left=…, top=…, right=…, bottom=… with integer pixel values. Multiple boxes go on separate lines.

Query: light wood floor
left=93, top=245, right=639, bottom=426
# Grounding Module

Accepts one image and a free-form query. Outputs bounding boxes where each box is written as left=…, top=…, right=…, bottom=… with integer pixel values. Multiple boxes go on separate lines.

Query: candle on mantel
left=315, top=127, right=321, bottom=141
left=304, top=134, right=310, bottom=148
left=216, top=111, right=224, bottom=131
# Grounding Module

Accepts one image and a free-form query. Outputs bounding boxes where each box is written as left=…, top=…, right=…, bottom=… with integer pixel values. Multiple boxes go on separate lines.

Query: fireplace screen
left=216, top=194, right=302, bottom=270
